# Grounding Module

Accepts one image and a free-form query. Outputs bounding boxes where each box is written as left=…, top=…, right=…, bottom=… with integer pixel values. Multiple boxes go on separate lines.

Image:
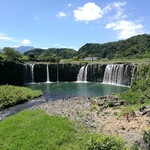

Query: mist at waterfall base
left=26, top=82, right=128, bottom=100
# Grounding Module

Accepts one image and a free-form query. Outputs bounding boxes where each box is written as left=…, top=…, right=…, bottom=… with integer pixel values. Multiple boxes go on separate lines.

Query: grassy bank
left=60, top=58, right=150, bottom=64
left=0, top=110, right=126, bottom=150
left=0, top=85, right=42, bottom=110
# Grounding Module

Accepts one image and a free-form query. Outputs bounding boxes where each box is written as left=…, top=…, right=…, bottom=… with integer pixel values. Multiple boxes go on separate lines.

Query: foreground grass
left=0, top=85, right=42, bottom=110
left=0, top=110, right=87, bottom=150
left=0, top=110, right=126, bottom=150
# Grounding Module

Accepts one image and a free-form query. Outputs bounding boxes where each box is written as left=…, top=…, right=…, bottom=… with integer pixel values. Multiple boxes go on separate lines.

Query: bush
left=130, top=141, right=141, bottom=150
left=143, top=130, right=150, bottom=149
left=85, top=135, right=125, bottom=150
left=0, top=85, right=42, bottom=110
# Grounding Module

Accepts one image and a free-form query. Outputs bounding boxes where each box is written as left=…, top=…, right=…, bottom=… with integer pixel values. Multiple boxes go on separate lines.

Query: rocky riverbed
left=30, top=95, right=150, bottom=146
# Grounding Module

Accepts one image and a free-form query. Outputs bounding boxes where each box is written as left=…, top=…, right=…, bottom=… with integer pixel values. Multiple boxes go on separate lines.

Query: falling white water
left=30, top=64, right=35, bottom=83
left=131, top=65, right=138, bottom=85
left=84, top=65, right=88, bottom=81
left=57, top=64, right=59, bottom=82
left=46, top=64, right=51, bottom=83
left=103, top=64, right=130, bottom=86
left=77, top=65, right=88, bottom=82
left=23, top=64, right=28, bottom=84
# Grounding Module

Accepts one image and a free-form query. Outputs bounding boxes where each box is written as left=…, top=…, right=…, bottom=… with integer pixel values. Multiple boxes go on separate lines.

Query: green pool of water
left=27, top=82, right=129, bottom=100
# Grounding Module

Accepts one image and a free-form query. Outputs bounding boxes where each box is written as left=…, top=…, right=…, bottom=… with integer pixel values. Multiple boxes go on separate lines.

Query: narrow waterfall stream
left=30, top=64, right=35, bottom=83
left=57, top=64, right=59, bottom=82
left=46, top=64, right=51, bottom=83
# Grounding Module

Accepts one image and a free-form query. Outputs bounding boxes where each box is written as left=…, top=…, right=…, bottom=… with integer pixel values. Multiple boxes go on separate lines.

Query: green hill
left=77, top=34, right=150, bottom=59
left=24, top=48, right=77, bottom=61
left=24, top=34, right=150, bottom=61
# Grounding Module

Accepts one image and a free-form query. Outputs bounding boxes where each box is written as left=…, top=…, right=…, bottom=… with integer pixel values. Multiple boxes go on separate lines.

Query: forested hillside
left=23, top=34, right=150, bottom=61
left=78, top=34, right=150, bottom=59
left=24, top=48, right=77, bottom=61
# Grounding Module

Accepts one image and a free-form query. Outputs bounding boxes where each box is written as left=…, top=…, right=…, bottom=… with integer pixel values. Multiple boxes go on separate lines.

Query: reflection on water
left=27, top=82, right=129, bottom=100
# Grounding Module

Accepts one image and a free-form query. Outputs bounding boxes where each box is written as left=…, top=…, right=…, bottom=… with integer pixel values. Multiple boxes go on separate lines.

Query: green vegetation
left=0, top=110, right=127, bottom=150
left=85, top=135, right=125, bottom=150
left=130, top=142, right=141, bottom=150
left=143, top=129, right=150, bottom=149
left=90, top=104, right=98, bottom=112
left=2, top=47, right=22, bottom=63
left=0, top=85, right=42, bottom=110
left=0, top=34, right=150, bottom=63
left=78, top=34, right=150, bottom=60
left=119, top=64, right=150, bottom=105
left=24, top=48, right=77, bottom=62
left=61, top=58, right=150, bottom=64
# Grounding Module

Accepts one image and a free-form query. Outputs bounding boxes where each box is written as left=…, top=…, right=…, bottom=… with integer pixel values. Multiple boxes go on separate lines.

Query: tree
left=0, top=52, right=4, bottom=61
left=27, top=52, right=36, bottom=60
left=3, top=47, right=22, bottom=62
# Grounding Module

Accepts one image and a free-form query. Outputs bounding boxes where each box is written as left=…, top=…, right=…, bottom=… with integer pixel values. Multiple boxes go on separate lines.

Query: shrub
left=130, top=141, right=141, bottom=150
left=143, top=130, right=150, bottom=149
left=0, top=85, right=42, bottom=110
left=85, top=135, right=125, bottom=150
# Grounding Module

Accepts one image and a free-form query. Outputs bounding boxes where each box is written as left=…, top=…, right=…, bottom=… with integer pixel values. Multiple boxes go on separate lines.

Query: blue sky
left=0, top=0, right=150, bottom=50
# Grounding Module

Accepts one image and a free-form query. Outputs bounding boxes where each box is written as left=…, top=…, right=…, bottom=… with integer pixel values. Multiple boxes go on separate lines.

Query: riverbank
left=31, top=96, right=150, bottom=145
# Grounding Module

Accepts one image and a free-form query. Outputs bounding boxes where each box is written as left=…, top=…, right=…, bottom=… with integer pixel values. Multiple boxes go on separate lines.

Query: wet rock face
left=58, top=63, right=81, bottom=81
left=0, top=62, right=24, bottom=85
left=34, top=64, right=47, bottom=82
left=87, top=64, right=106, bottom=82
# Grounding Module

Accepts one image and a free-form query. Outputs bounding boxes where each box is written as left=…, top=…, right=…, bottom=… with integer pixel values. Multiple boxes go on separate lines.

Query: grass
left=0, top=110, right=127, bottom=150
left=0, top=110, right=88, bottom=150
left=90, top=104, right=98, bottom=112
left=0, top=85, right=42, bottom=110
left=60, top=58, right=150, bottom=64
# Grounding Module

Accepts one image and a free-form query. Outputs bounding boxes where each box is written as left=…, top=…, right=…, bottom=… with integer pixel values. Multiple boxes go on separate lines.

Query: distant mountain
left=14, top=46, right=34, bottom=54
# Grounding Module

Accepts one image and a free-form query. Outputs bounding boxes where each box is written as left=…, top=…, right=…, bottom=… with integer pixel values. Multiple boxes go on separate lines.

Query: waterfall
left=23, top=64, right=28, bottom=84
left=30, top=64, right=35, bottom=83
left=103, top=64, right=130, bottom=86
left=84, top=65, right=88, bottom=81
left=77, top=65, right=88, bottom=82
left=57, top=64, right=59, bottom=82
left=46, top=64, right=51, bottom=83
left=131, top=65, right=138, bottom=85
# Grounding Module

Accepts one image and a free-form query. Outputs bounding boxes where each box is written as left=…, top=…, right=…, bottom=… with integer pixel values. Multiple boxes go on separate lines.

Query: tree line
left=78, top=34, right=150, bottom=59
left=0, top=34, right=150, bottom=63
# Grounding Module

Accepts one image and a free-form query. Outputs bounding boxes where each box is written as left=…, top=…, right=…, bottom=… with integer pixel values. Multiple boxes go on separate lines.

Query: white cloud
left=113, top=2, right=127, bottom=8
left=73, top=2, right=103, bottom=22
left=0, top=33, right=15, bottom=42
left=104, top=1, right=127, bottom=20
left=103, top=5, right=112, bottom=14
left=10, top=46, right=19, bottom=48
left=22, top=39, right=31, bottom=45
left=57, top=12, right=66, bottom=18
left=68, top=3, right=72, bottom=7
left=55, top=43, right=78, bottom=50
left=106, top=20, right=144, bottom=39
